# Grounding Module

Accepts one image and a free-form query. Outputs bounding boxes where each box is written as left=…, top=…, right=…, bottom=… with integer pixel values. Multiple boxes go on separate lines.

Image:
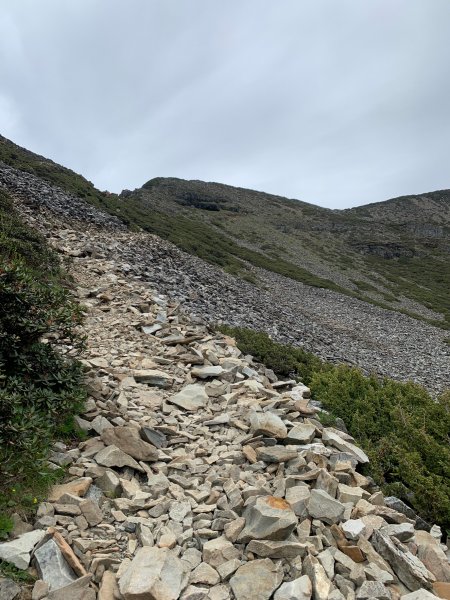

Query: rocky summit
left=0, top=176, right=448, bottom=599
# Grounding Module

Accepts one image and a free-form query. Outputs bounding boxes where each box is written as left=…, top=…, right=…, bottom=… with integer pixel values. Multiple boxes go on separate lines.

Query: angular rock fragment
left=307, top=489, right=345, bottom=524
left=322, top=429, right=369, bottom=464
left=119, top=547, right=188, bottom=600
left=239, top=496, right=297, bottom=542
left=274, top=575, right=312, bottom=600
left=0, top=529, right=46, bottom=569
left=249, top=411, right=287, bottom=439
left=230, top=559, right=283, bottom=600
left=303, top=553, right=333, bottom=600
left=371, top=529, right=433, bottom=592
left=34, top=538, right=78, bottom=591
left=101, top=426, right=158, bottom=461
left=247, top=539, right=308, bottom=559
left=169, top=384, right=208, bottom=411
left=255, top=446, right=297, bottom=463
left=133, top=369, right=172, bottom=387
left=94, top=445, right=144, bottom=471
left=285, top=423, right=316, bottom=444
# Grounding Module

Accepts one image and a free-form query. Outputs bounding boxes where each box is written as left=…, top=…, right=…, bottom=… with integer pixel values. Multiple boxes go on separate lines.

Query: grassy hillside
left=1, top=134, right=449, bottom=328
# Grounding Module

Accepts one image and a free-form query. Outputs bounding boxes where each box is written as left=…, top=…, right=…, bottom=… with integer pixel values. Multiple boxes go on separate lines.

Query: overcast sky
left=0, top=1, right=449, bottom=208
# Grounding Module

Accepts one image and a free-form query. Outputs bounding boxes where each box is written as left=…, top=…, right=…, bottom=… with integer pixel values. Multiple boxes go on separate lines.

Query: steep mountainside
left=1, top=134, right=449, bottom=328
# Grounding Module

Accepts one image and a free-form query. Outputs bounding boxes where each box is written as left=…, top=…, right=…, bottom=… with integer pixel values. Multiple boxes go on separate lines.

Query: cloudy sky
left=0, top=1, right=449, bottom=208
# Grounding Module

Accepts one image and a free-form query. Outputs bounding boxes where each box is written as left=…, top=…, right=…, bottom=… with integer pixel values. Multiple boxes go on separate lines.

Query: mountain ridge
left=1, top=133, right=449, bottom=328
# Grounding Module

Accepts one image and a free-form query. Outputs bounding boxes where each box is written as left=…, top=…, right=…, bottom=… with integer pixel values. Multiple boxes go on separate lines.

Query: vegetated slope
left=1, top=134, right=449, bottom=328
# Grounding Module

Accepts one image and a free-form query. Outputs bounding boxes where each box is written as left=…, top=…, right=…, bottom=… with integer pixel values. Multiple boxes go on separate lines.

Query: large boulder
left=119, top=547, right=188, bottom=600
left=239, top=496, right=297, bottom=542
left=101, top=426, right=158, bottom=461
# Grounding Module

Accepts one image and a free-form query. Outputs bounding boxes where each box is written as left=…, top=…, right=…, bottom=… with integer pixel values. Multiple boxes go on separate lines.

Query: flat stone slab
left=168, top=384, right=208, bottom=411
left=255, top=446, right=297, bottom=463
left=285, top=424, right=316, bottom=444
left=132, top=369, right=172, bottom=388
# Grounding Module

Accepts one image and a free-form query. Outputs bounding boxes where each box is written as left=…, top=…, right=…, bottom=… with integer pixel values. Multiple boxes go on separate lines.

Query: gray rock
left=140, top=426, right=168, bottom=448
left=47, top=575, right=93, bottom=600
left=95, top=470, right=121, bottom=497
left=169, top=384, right=208, bottom=411
left=191, top=366, right=224, bottom=379
left=400, top=591, right=438, bottom=599
left=371, top=529, right=432, bottom=592
left=356, top=580, right=391, bottom=599
left=247, top=539, right=308, bottom=559
left=133, top=369, right=172, bottom=388
left=119, top=546, right=188, bottom=600
left=0, top=579, right=21, bottom=600
left=101, top=426, right=158, bottom=461
left=230, top=559, right=283, bottom=600
left=274, top=575, right=312, bottom=600
left=342, top=518, right=367, bottom=540
left=249, top=411, right=287, bottom=439
left=239, top=496, right=297, bottom=542
left=94, top=445, right=144, bottom=471
left=34, top=538, right=78, bottom=591
left=255, top=446, right=297, bottom=463
left=202, top=537, right=240, bottom=568
left=307, top=489, right=345, bottom=524
left=285, top=424, right=316, bottom=444
left=322, top=429, right=369, bottom=464
left=285, top=486, right=310, bottom=517
left=79, top=499, right=103, bottom=527
left=0, top=529, right=46, bottom=569
left=380, top=523, right=415, bottom=542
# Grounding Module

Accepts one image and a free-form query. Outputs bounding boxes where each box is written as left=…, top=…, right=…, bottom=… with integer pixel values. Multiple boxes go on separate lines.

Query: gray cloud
left=0, top=0, right=449, bottom=208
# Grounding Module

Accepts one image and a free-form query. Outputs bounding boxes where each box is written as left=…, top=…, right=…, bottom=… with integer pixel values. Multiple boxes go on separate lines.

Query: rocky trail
left=0, top=178, right=449, bottom=598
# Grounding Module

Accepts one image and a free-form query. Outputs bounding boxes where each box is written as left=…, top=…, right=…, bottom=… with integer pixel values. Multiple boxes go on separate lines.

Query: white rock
left=0, top=529, right=46, bottom=569
left=274, top=575, right=312, bottom=600
left=342, top=518, right=367, bottom=541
